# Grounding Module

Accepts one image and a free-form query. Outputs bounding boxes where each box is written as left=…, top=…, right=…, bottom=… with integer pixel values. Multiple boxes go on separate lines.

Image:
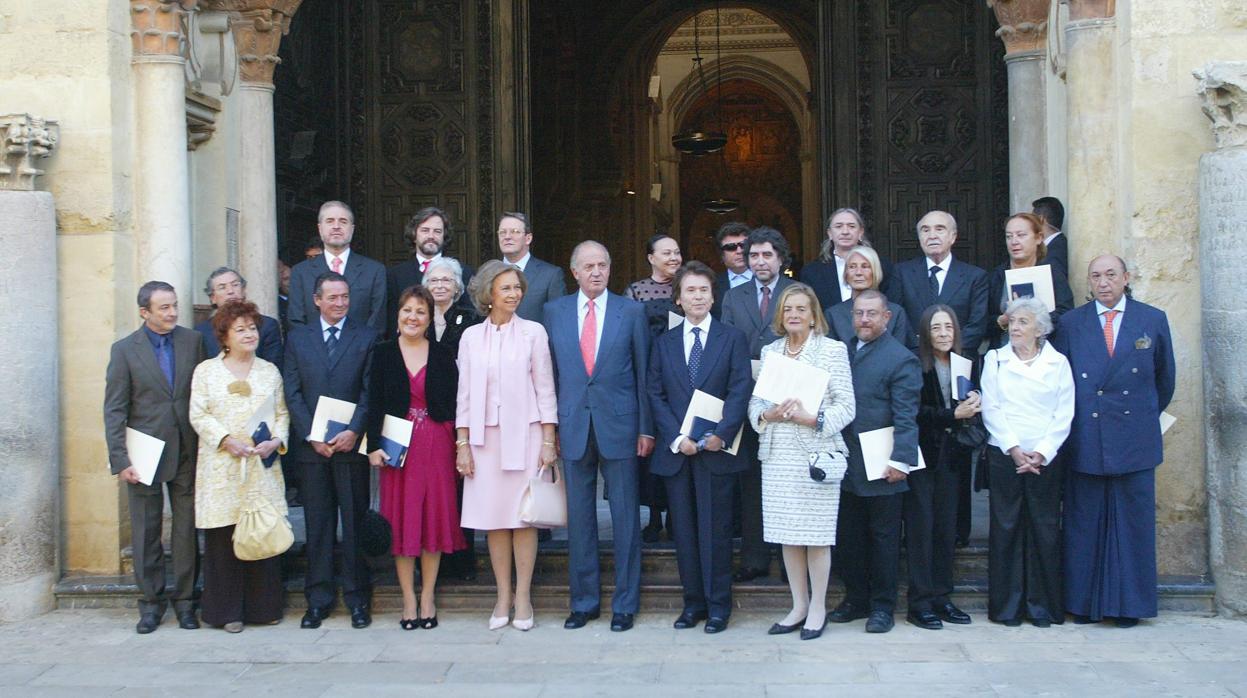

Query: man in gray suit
left=719, top=226, right=794, bottom=582
left=288, top=201, right=388, bottom=338
left=498, top=211, right=566, bottom=323
left=829, top=290, right=922, bottom=634
left=104, top=281, right=204, bottom=634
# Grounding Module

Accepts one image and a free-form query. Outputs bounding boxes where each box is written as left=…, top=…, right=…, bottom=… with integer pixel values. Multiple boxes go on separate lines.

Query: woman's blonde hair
left=770, top=282, right=829, bottom=337
left=467, top=259, right=528, bottom=316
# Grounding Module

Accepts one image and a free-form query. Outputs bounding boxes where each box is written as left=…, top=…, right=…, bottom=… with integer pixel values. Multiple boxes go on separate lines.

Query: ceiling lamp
left=671, top=10, right=726, bottom=156
left=700, top=3, right=736, bottom=214
left=702, top=196, right=739, bottom=214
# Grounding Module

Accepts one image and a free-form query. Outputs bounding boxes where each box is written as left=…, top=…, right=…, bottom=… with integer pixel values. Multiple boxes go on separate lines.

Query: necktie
left=156, top=334, right=174, bottom=387
left=688, top=326, right=703, bottom=388
left=420, top=259, right=429, bottom=273
left=326, top=325, right=340, bottom=363
left=1103, top=309, right=1118, bottom=357
left=928, top=265, right=941, bottom=297
left=759, top=285, right=771, bottom=320
left=580, top=298, right=597, bottom=376
left=331, top=256, right=342, bottom=274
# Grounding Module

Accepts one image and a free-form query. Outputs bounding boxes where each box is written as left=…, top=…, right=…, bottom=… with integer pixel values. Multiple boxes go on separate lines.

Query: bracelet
left=455, top=439, right=469, bottom=447
left=542, top=441, right=555, bottom=447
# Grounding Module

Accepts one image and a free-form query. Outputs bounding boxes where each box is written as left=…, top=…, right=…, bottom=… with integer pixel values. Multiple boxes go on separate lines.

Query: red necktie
left=331, top=256, right=342, bottom=274
left=1103, top=309, right=1118, bottom=357
left=420, top=260, right=429, bottom=273
left=760, top=285, right=771, bottom=319
left=580, top=298, right=597, bottom=375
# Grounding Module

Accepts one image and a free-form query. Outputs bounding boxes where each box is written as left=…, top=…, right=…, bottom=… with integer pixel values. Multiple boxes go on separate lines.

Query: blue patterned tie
left=156, top=334, right=174, bottom=388
left=326, top=325, right=340, bottom=363
left=688, top=326, right=703, bottom=388
left=928, top=265, right=941, bottom=298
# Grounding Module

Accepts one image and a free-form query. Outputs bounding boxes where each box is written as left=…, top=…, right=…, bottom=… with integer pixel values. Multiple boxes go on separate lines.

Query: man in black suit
left=283, top=271, right=377, bottom=629
left=1032, top=196, right=1068, bottom=279
left=386, top=206, right=476, bottom=335
left=891, top=210, right=990, bottom=354
left=829, top=290, right=922, bottom=634
left=288, top=201, right=387, bottom=338
left=498, top=211, right=565, bottom=323
left=278, top=260, right=291, bottom=335
left=103, top=281, right=204, bottom=634
left=711, top=221, right=752, bottom=319
left=719, top=226, right=795, bottom=582
left=196, top=266, right=283, bottom=370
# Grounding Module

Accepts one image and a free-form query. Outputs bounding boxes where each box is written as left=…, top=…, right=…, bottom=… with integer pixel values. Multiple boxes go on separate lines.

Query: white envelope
left=752, top=353, right=829, bottom=417
left=668, top=311, right=684, bottom=330
left=950, top=352, right=974, bottom=400
left=1004, top=265, right=1056, bottom=312
left=857, top=426, right=926, bottom=480
left=679, top=389, right=742, bottom=456
left=1159, top=411, right=1176, bottom=435
left=310, top=396, right=357, bottom=443
left=124, top=427, right=165, bottom=486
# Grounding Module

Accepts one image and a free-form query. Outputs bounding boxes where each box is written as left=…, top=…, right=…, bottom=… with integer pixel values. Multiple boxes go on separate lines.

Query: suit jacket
left=1044, top=233, right=1069, bottom=280
left=104, top=326, right=204, bottom=482
left=365, top=338, right=457, bottom=449
left=841, top=333, right=922, bottom=497
left=825, top=299, right=915, bottom=351
left=984, top=263, right=1075, bottom=349
left=647, top=319, right=753, bottom=476
left=800, top=254, right=896, bottom=311
left=282, top=317, right=376, bottom=463
left=543, top=292, right=653, bottom=462
left=720, top=275, right=795, bottom=359
left=917, top=364, right=980, bottom=470
left=891, top=255, right=990, bottom=354
left=430, top=305, right=482, bottom=357
left=196, top=313, right=284, bottom=372
left=288, top=252, right=388, bottom=338
left=1050, top=299, right=1175, bottom=476
left=386, top=257, right=476, bottom=336
left=516, top=256, right=567, bottom=323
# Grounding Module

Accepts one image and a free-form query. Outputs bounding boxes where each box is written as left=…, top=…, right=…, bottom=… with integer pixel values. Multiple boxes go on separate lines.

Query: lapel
left=851, top=338, right=872, bottom=366
left=938, top=259, right=967, bottom=303
left=130, top=329, right=173, bottom=396
left=732, top=284, right=762, bottom=334
left=309, top=319, right=332, bottom=368
left=692, top=321, right=727, bottom=390
left=591, top=293, right=623, bottom=378
left=1080, top=302, right=1112, bottom=378
left=1103, top=303, right=1140, bottom=382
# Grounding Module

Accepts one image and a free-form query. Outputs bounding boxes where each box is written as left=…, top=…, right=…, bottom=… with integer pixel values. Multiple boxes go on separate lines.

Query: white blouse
left=981, top=341, right=1075, bottom=465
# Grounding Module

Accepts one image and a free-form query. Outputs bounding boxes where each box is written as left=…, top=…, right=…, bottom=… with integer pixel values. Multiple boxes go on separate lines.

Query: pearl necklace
left=784, top=335, right=807, bottom=357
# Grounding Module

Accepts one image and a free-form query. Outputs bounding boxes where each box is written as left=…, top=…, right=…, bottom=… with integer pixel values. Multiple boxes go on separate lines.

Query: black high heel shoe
left=767, top=617, right=806, bottom=635
left=419, top=615, right=438, bottom=629
left=399, top=618, right=418, bottom=630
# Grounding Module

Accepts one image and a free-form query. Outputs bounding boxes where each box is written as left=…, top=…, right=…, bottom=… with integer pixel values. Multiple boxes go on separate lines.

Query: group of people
left=104, top=195, right=1175, bottom=640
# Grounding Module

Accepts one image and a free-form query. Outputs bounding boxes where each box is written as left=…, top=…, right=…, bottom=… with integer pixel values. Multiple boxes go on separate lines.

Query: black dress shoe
left=1070, top=613, right=1097, bottom=625
left=767, top=616, right=806, bottom=635
left=1114, top=616, right=1138, bottom=628
left=350, top=606, right=371, bottom=629
left=865, top=610, right=895, bottom=633
left=564, top=609, right=601, bottom=629
left=610, top=613, right=635, bottom=632
left=674, top=610, right=708, bottom=629
left=176, top=609, right=200, bottom=630
left=301, top=607, right=329, bottom=629
left=135, top=612, right=162, bottom=635
left=935, top=602, right=972, bottom=625
left=732, top=566, right=768, bottom=583
left=1031, top=617, right=1051, bottom=628
left=419, top=615, right=438, bottom=629
left=906, top=610, right=943, bottom=630
left=1001, top=618, right=1023, bottom=627
left=641, top=524, right=661, bottom=544
left=703, top=616, right=728, bottom=634
left=827, top=601, right=869, bottom=624
left=799, top=620, right=826, bottom=641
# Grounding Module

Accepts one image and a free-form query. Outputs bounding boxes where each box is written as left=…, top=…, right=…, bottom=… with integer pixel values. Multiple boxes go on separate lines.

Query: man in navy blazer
left=830, top=290, right=922, bottom=634
left=1051, top=255, right=1175, bottom=627
left=288, top=201, right=387, bottom=338
left=648, top=262, right=753, bottom=633
left=283, top=271, right=377, bottom=630
left=196, top=266, right=283, bottom=371
left=890, top=211, right=990, bottom=354
left=543, top=241, right=654, bottom=632
left=498, top=211, right=566, bottom=323
left=1032, top=196, right=1068, bottom=279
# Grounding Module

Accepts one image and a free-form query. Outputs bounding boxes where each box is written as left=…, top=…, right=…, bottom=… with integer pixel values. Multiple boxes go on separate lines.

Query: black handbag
left=953, top=415, right=988, bottom=449
left=359, top=509, right=392, bottom=557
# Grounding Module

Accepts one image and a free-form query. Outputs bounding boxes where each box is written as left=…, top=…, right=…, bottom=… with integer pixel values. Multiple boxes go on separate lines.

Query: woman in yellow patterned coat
left=189, top=300, right=289, bottom=632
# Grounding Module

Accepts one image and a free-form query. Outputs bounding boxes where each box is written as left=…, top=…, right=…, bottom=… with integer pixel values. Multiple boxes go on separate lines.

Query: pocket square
left=1135, top=334, right=1151, bottom=350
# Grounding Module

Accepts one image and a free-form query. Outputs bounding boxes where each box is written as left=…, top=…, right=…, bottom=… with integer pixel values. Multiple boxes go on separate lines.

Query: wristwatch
left=815, top=411, right=825, bottom=433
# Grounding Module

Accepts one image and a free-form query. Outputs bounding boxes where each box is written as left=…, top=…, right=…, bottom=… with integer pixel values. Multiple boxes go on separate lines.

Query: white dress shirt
left=416, top=252, right=442, bottom=270
left=1095, top=296, right=1128, bottom=351
left=319, top=315, right=345, bottom=343
left=576, top=290, right=607, bottom=359
left=505, top=251, right=532, bottom=271
left=981, top=341, right=1075, bottom=464
left=926, top=254, right=953, bottom=295
left=727, top=269, right=753, bottom=288
left=834, top=254, right=852, bottom=302
left=1043, top=230, right=1063, bottom=247
left=755, top=277, right=780, bottom=310
left=326, top=248, right=351, bottom=274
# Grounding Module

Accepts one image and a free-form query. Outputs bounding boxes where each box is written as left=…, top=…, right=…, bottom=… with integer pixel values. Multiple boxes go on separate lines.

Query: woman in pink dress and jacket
left=455, top=260, right=559, bottom=631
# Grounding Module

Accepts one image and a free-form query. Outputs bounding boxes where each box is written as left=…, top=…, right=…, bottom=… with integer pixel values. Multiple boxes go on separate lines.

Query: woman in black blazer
left=985, top=212, right=1074, bottom=349
left=366, top=285, right=463, bottom=629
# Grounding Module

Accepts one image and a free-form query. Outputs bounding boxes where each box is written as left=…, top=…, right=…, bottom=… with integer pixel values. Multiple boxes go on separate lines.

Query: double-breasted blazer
left=282, top=317, right=376, bottom=462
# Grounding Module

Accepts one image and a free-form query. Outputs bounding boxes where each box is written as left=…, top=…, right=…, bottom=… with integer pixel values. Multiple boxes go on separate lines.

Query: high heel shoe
left=511, top=614, right=534, bottom=631
left=399, top=618, right=418, bottom=630
left=489, top=613, right=510, bottom=630
left=418, top=616, right=438, bottom=629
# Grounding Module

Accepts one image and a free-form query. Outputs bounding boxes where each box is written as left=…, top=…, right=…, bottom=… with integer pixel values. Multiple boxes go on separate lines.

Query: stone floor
left=1, top=608, right=1244, bottom=696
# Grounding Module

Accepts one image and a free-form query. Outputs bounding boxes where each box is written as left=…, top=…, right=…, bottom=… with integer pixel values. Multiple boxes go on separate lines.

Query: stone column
left=131, top=1, right=197, bottom=324
left=1196, top=62, right=1247, bottom=618
left=0, top=114, right=60, bottom=621
left=1063, top=0, right=1118, bottom=275
left=223, top=0, right=303, bottom=318
left=988, top=0, right=1051, bottom=214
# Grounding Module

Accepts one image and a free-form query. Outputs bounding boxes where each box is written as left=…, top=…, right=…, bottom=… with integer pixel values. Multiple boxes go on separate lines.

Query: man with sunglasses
left=711, top=222, right=753, bottom=319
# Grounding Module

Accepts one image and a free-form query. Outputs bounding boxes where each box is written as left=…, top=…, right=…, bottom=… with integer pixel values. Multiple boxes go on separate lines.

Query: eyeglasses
left=720, top=242, right=744, bottom=252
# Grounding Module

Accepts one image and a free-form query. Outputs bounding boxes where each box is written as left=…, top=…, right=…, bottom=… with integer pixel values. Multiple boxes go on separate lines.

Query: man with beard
left=386, top=206, right=476, bottom=336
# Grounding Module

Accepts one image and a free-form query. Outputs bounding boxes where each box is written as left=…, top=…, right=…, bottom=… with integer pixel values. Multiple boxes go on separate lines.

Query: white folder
left=1004, top=265, right=1056, bottom=312
left=857, top=426, right=927, bottom=480
left=310, top=396, right=357, bottom=443
left=243, top=394, right=276, bottom=438
left=1159, top=411, right=1176, bottom=435
left=124, top=427, right=165, bottom=486
left=752, top=353, right=829, bottom=417
left=949, top=352, right=974, bottom=400
left=679, top=389, right=743, bottom=456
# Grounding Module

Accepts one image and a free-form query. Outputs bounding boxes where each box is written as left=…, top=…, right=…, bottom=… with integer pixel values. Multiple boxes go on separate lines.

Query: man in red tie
left=385, top=206, right=476, bottom=336
left=287, top=200, right=387, bottom=338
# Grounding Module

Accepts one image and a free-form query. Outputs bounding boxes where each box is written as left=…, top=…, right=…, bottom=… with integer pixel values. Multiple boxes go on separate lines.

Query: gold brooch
left=1135, top=334, right=1151, bottom=350
left=227, top=381, right=252, bottom=397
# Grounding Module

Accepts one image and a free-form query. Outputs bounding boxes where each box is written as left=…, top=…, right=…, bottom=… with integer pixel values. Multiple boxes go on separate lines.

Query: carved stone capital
left=130, top=0, right=199, bottom=60
left=1067, top=0, right=1115, bottom=21
left=987, top=0, right=1050, bottom=54
left=203, top=0, right=303, bottom=86
left=0, top=115, right=59, bottom=191
left=1195, top=62, right=1247, bottom=150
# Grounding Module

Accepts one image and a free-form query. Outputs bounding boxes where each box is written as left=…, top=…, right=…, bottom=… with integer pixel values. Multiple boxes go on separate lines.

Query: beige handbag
left=519, top=462, right=567, bottom=528
left=233, top=457, right=294, bottom=561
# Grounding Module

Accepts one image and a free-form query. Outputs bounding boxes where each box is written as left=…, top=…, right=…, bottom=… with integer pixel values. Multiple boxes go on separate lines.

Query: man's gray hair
left=569, top=240, right=611, bottom=270
left=915, top=210, right=958, bottom=236
left=204, top=266, right=246, bottom=299
left=422, top=256, right=465, bottom=297
left=1004, top=296, right=1053, bottom=338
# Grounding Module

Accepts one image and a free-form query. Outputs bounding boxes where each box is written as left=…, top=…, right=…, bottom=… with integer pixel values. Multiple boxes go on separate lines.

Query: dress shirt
left=319, top=315, right=346, bottom=343
left=142, top=325, right=175, bottom=380
left=755, top=277, right=780, bottom=308
left=505, top=251, right=532, bottom=271
left=1094, top=296, right=1128, bottom=351
left=576, top=289, right=607, bottom=359
left=981, top=341, right=1075, bottom=464
left=926, top=254, right=952, bottom=295
left=416, top=252, right=442, bottom=271
left=326, top=248, right=351, bottom=273
left=834, top=254, right=852, bottom=302
left=727, top=269, right=753, bottom=288
left=1043, top=230, right=1064, bottom=247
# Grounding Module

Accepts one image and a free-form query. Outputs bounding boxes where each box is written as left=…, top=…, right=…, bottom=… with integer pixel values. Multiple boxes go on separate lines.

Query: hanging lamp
left=671, top=10, right=727, bottom=155
left=701, top=3, right=738, bottom=213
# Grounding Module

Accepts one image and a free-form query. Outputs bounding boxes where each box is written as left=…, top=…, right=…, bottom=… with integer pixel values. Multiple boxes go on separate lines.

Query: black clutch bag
left=250, top=422, right=279, bottom=468
left=953, top=415, right=988, bottom=449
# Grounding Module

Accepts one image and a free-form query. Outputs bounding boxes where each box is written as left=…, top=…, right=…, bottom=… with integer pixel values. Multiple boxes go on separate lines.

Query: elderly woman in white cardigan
left=980, top=296, right=1074, bottom=628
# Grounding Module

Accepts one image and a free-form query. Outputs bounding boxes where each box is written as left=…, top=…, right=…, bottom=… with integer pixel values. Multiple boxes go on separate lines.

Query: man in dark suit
left=1032, top=196, right=1068, bottom=279
left=647, top=261, right=753, bottom=633
left=288, top=201, right=387, bottom=338
left=543, top=241, right=653, bottom=633
left=498, top=211, right=565, bottom=323
left=829, top=290, right=922, bottom=634
left=386, top=206, right=476, bottom=335
left=891, top=210, right=990, bottom=354
left=195, top=266, right=283, bottom=370
left=103, top=281, right=204, bottom=634
left=283, top=271, right=377, bottom=630
left=1051, top=255, right=1175, bottom=628
left=278, top=259, right=291, bottom=335
left=711, top=221, right=752, bottom=319
left=799, top=208, right=896, bottom=311
left=719, top=226, right=794, bottom=582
